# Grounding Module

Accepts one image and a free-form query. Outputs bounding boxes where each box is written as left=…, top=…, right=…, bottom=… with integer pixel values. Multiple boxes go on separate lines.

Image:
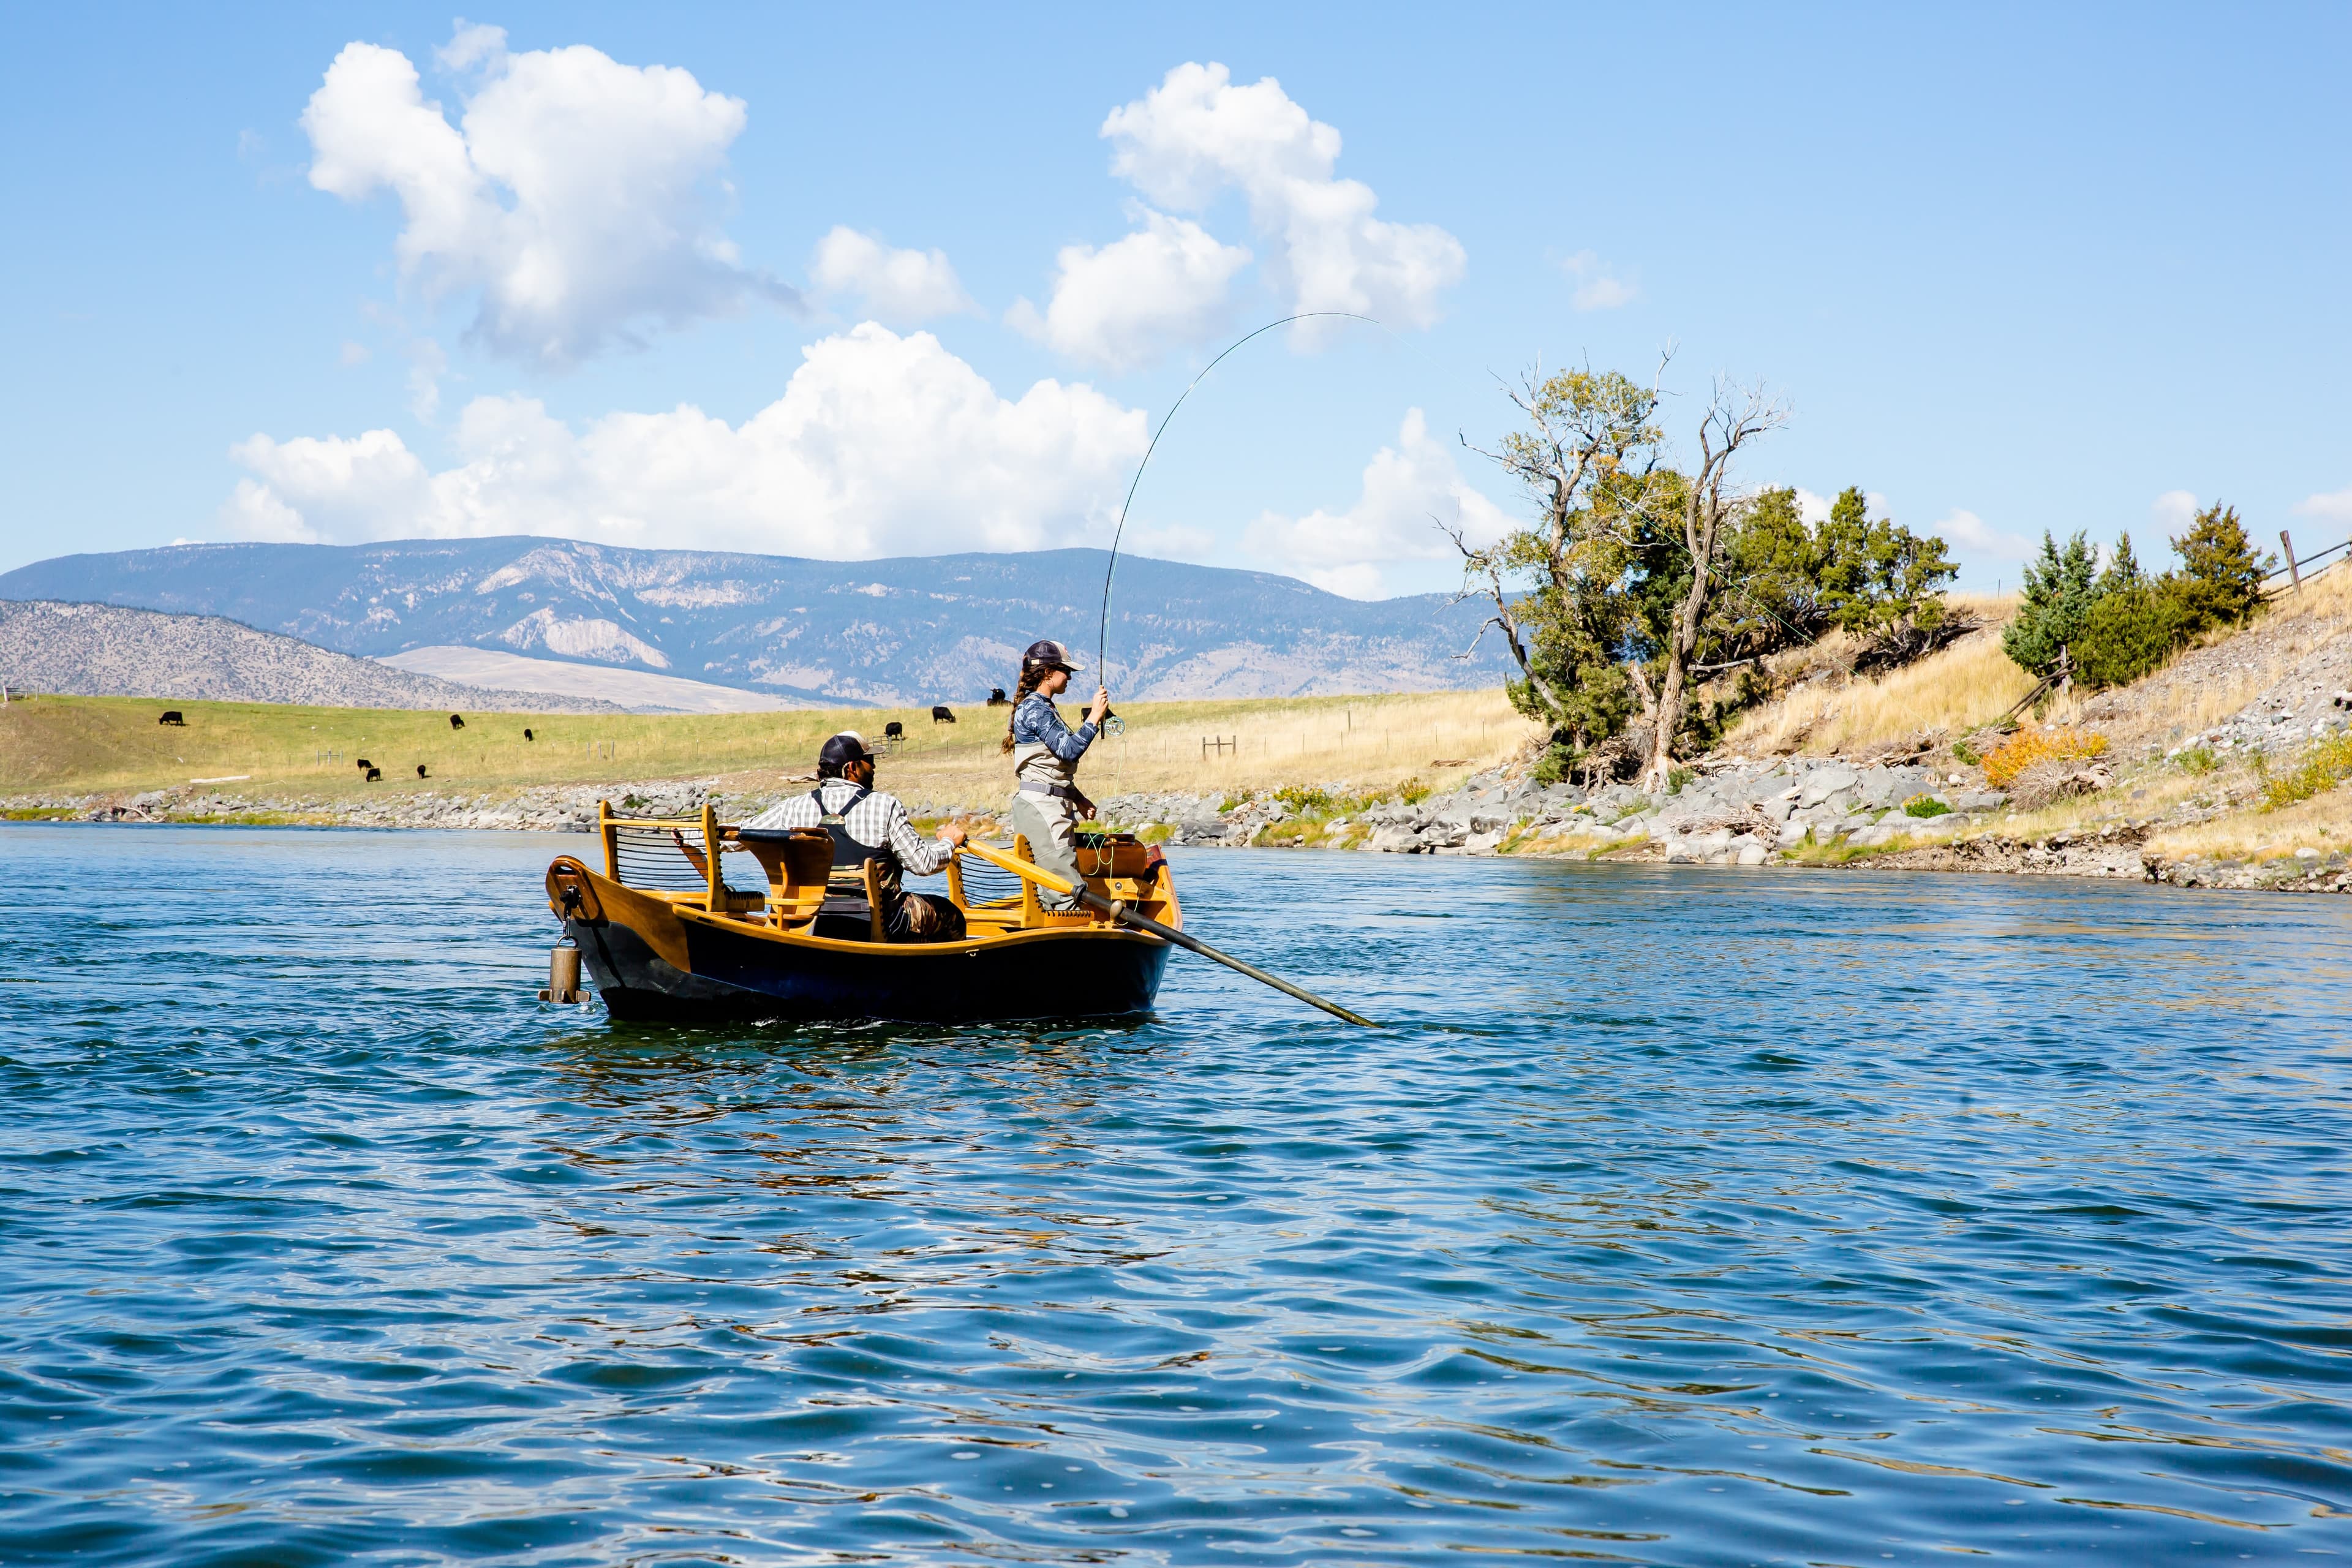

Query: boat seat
left=736, top=827, right=833, bottom=930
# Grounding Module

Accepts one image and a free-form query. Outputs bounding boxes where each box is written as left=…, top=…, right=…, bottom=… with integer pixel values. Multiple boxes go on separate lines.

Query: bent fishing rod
left=1093, top=312, right=1383, bottom=726
left=958, top=839, right=1379, bottom=1028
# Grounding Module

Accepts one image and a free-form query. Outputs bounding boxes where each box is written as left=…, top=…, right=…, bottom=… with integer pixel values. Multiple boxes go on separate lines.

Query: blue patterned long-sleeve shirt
left=1011, top=693, right=1096, bottom=763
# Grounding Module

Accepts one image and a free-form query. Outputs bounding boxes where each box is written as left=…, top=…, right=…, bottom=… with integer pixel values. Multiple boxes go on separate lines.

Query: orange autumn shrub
left=1981, top=725, right=2109, bottom=788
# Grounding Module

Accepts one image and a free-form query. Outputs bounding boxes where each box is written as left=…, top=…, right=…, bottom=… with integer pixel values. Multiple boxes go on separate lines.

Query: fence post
left=2283, top=530, right=2303, bottom=592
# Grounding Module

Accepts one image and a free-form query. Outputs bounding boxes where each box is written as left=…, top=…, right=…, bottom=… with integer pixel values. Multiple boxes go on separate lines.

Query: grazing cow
left=448, top=714, right=466, bottom=729
left=157, top=710, right=184, bottom=726
left=986, top=687, right=1009, bottom=706
left=883, top=720, right=905, bottom=740
left=522, top=728, right=534, bottom=741
left=931, top=705, right=956, bottom=724
left=416, top=764, right=429, bottom=778
left=355, top=757, right=373, bottom=771
left=364, top=767, right=382, bottom=782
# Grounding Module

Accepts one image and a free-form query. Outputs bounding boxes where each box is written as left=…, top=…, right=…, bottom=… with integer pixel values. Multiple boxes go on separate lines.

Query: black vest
left=812, top=785, right=902, bottom=927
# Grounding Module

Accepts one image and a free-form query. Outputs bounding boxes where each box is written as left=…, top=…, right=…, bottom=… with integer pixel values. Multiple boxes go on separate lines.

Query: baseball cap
left=818, top=731, right=873, bottom=770
left=1023, top=639, right=1082, bottom=673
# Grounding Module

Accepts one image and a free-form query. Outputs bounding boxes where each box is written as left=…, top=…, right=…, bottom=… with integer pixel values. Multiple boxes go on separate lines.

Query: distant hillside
left=0, top=600, right=618, bottom=712
left=0, top=538, right=1513, bottom=704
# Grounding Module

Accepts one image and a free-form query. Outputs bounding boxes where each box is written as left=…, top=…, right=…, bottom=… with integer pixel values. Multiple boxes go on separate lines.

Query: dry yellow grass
left=0, top=688, right=1539, bottom=806
left=1721, top=597, right=2032, bottom=756
left=2147, top=783, right=2352, bottom=862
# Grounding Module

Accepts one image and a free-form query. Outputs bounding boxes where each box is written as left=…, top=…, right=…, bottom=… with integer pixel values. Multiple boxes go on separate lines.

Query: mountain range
left=0, top=538, right=1512, bottom=706
left=0, top=600, right=616, bottom=712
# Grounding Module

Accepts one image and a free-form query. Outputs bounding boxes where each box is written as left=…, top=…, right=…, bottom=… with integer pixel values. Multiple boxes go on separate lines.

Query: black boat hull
left=566, top=910, right=1170, bottom=1024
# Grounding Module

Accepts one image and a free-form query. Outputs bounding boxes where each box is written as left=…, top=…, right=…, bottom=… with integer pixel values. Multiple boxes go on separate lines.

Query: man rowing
left=742, top=731, right=968, bottom=941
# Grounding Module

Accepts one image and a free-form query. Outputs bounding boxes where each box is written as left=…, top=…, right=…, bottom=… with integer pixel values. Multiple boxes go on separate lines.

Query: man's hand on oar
left=956, top=839, right=1378, bottom=1028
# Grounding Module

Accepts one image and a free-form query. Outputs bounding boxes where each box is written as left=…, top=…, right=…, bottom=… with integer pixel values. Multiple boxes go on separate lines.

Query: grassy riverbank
left=0, top=688, right=1538, bottom=806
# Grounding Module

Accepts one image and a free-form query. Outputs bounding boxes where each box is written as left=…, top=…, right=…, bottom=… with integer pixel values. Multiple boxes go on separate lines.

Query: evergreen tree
left=2002, top=530, right=2100, bottom=675
left=2169, top=502, right=2271, bottom=629
left=2097, top=532, right=2143, bottom=595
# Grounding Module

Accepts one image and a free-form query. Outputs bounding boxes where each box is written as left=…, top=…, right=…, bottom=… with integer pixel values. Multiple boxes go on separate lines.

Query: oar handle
left=953, top=840, right=1378, bottom=1028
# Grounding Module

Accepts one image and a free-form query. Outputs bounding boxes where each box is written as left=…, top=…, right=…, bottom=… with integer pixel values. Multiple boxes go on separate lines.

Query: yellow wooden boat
left=544, top=801, right=1178, bottom=1023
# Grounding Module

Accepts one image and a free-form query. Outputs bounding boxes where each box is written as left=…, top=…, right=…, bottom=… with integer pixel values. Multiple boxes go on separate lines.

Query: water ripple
left=3, top=824, right=2350, bottom=1564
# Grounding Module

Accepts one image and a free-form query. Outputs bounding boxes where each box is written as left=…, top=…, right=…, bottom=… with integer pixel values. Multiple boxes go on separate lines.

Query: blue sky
left=2, top=4, right=2346, bottom=595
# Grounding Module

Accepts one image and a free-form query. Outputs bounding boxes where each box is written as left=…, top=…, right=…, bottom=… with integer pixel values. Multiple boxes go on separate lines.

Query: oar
left=958, top=839, right=1379, bottom=1028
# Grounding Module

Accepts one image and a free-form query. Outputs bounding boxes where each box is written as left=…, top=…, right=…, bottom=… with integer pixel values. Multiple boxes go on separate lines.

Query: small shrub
left=1951, top=738, right=1981, bottom=766
left=1398, top=777, right=1433, bottom=805
left=1531, top=742, right=1575, bottom=786
left=1218, top=793, right=1250, bottom=813
left=1666, top=766, right=1695, bottom=794
left=1273, top=785, right=1332, bottom=814
left=1902, top=794, right=1952, bottom=818
left=2174, top=745, right=2220, bottom=776
left=2260, top=733, right=2352, bottom=812
left=1981, top=726, right=2108, bottom=788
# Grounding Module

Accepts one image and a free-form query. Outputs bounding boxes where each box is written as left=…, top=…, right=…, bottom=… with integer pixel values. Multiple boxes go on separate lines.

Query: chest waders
left=1009, top=700, right=1090, bottom=911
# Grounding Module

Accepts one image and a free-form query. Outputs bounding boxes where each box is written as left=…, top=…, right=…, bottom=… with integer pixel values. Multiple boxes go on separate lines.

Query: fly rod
left=957, top=839, right=1379, bottom=1028
left=1094, top=311, right=1382, bottom=709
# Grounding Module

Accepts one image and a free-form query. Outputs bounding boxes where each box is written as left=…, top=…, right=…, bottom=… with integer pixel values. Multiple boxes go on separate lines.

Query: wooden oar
left=957, top=839, right=1379, bottom=1028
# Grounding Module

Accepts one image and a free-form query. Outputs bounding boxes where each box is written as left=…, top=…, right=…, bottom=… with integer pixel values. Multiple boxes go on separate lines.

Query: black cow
left=416, top=764, right=429, bottom=778
left=448, top=713, right=466, bottom=729
left=883, top=720, right=905, bottom=740
left=931, top=706, right=956, bottom=724
left=522, top=728, right=534, bottom=741
left=355, top=757, right=373, bottom=771
left=986, top=687, right=1009, bottom=706
left=364, top=767, right=382, bottom=783
left=157, top=710, right=184, bottom=726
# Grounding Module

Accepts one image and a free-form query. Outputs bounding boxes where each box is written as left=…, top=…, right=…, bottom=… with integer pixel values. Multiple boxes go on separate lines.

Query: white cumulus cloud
left=2152, top=489, right=2200, bottom=530
left=301, top=26, right=788, bottom=367
left=1244, top=409, right=1508, bottom=598
left=1106, top=62, right=1465, bottom=338
left=224, top=325, right=1147, bottom=558
left=1562, top=249, right=1636, bottom=311
left=1019, top=62, right=1463, bottom=369
left=1007, top=211, right=1250, bottom=371
left=2291, top=485, right=2352, bottom=526
left=1929, top=507, right=2036, bottom=562
left=809, top=227, right=974, bottom=323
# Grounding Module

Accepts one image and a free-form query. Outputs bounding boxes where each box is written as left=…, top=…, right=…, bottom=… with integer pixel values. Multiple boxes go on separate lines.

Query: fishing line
left=1093, top=311, right=1385, bottom=728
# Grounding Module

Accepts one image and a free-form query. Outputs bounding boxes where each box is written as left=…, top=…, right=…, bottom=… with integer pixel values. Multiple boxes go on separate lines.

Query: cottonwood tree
left=1638, top=380, right=1787, bottom=787
left=1452, top=363, right=1786, bottom=786
left=1447, top=363, right=1672, bottom=776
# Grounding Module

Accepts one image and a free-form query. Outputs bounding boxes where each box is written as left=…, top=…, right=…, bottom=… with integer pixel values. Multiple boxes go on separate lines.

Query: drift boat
left=544, top=802, right=1177, bottom=1023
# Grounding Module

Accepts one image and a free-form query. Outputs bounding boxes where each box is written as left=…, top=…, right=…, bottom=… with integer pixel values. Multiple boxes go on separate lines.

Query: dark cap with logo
left=1022, top=639, right=1081, bottom=674
left=818, top=731, right=873, bottom=772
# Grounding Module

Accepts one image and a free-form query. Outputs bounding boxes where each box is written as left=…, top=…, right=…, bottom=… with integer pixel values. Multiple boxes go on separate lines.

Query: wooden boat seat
left=736, top=827, right=833, bottom=930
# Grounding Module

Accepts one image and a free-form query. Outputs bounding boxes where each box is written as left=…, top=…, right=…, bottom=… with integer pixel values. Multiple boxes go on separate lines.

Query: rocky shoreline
left=18, top=748, right=2347, bottom=895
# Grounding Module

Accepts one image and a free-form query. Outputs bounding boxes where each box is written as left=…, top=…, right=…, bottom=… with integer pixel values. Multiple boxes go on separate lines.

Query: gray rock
left=1799, top=764, right=1859, bottom=806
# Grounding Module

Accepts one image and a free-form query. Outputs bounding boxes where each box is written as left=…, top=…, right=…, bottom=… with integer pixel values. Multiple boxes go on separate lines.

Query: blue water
left=5, top=826, right=2351, bottom=1567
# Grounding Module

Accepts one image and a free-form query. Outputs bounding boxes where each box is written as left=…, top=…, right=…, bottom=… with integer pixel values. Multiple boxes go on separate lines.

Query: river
left=4, top=824, right=2350, bottom=1565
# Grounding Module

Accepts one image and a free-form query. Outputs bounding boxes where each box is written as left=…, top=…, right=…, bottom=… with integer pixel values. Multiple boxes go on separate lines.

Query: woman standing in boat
left=1002, top=639, right=1110, bottom=911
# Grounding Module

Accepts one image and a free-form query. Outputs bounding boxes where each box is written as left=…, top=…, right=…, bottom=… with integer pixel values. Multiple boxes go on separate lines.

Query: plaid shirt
left=739, top=780, right=953, bottom=875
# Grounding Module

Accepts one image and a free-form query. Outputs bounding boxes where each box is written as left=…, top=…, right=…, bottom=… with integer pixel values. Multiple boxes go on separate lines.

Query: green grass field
left=0, top=689, right=1535, bottom=805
